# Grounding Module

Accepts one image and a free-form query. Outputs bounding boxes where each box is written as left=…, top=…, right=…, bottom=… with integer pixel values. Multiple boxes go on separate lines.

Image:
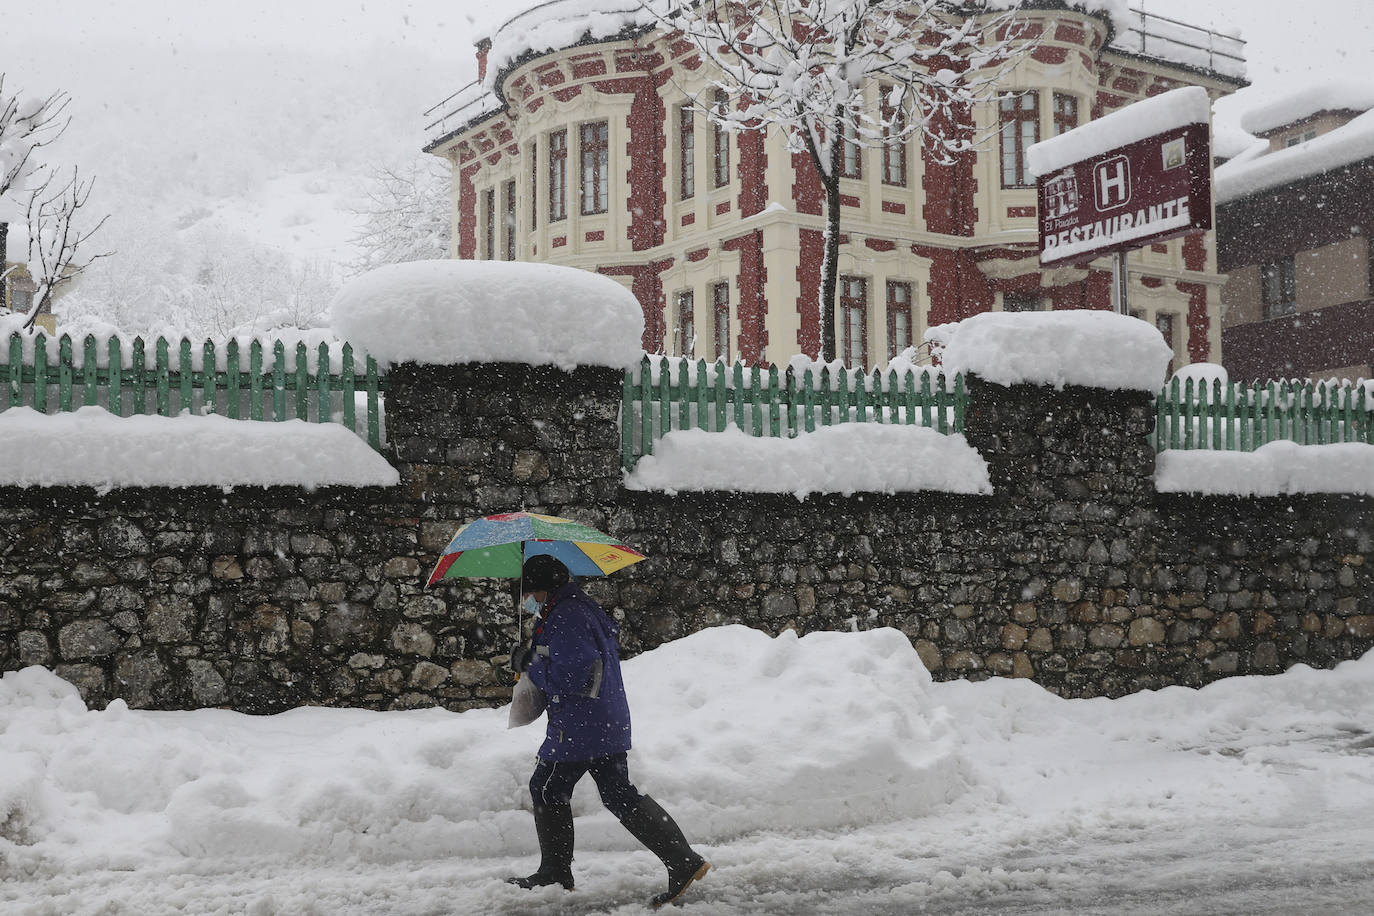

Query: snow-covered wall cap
left=1240, top=83, right=1374, bottom=137
left=1027, top=87, right=1211, bottom=178
left=928, top=311, right=1173, bottom=392
left=330, top=260, right=645, bottom=372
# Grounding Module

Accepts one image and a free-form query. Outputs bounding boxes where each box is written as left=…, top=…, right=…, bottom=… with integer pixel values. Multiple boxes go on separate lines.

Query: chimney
left=476, top=38, right=492, bottom=83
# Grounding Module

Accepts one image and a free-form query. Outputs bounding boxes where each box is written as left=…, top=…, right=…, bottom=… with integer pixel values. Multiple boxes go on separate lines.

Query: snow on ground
left=625, top=425, right=992, bottom=498
left=0, top=407, right=397, bottom=492
left=3, top=626, right=1373, bottom=915
left=329, top=260, right=645, bottom=371
left=929, top=312, right=1173, bottom=393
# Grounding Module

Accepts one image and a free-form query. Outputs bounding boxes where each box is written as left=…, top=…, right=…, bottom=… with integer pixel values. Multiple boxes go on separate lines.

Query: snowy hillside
left=4, top=12, right=474, bottom=338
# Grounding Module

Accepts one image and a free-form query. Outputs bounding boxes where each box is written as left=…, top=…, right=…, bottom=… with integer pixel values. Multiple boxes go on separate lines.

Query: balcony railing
left=1114, top=7, right=1246, bottom=80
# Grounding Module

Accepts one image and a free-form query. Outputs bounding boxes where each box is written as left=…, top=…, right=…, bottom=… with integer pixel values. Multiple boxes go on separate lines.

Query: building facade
left=425, top=1, right=1245, bottom=370
left=1216, top=86, right=1374, bottom=382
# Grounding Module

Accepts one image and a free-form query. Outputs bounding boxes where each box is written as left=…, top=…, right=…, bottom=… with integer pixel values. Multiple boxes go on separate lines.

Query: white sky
left=2, top=0, right=1370, bottom=282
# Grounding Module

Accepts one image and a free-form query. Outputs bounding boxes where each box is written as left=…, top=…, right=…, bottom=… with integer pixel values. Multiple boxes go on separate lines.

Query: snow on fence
left=1155, top=376, right=1374, bottom=453
left=621, top=355, right=966, bottom=472
left=1, top=331, right=387, bottom=452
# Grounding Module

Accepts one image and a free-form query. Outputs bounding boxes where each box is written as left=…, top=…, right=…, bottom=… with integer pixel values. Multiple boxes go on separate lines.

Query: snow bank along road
left=3, top=626, right=1372, bottom=915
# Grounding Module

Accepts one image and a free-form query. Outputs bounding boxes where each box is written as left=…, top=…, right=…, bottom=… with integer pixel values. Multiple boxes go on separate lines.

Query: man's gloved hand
left=510, top=645, right=533, bottom=673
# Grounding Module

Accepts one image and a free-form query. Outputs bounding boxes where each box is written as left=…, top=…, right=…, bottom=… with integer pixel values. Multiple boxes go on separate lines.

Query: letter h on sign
left=1094, top=156, right=1131, bottom=210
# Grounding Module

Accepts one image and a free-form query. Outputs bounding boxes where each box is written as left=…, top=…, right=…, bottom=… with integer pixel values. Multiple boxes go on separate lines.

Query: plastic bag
left=507, top=674, right=547, bottom=729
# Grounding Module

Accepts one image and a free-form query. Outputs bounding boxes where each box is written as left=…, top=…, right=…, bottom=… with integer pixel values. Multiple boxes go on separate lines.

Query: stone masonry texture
left=1, top=364, right=1371, bottom=711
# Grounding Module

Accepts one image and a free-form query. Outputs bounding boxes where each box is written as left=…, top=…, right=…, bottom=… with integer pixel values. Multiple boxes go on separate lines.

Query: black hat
left=522, top=554, right=570, bottom=592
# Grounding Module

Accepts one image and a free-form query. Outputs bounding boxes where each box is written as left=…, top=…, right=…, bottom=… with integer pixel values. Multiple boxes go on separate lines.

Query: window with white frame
left=580, top=121, right=609, bottom=215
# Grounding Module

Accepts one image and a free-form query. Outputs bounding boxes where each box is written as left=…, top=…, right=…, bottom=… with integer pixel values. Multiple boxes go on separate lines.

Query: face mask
left=521, top=595, right=542, bottom=616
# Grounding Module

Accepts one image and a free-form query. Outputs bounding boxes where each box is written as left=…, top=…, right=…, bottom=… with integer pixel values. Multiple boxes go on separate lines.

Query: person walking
left=507, top=554, right=710, bottom=907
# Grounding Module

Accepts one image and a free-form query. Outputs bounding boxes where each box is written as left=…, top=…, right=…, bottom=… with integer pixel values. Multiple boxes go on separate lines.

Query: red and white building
left=424, top=1, right=1245, bottom=369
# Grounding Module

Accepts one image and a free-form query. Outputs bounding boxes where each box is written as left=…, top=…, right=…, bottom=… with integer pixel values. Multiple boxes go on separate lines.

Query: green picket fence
left=1155, top=376, right=1374, bottom=452
left=2, top=331, right=387, bottom=451
left=621, top=355, right=966, bottom=471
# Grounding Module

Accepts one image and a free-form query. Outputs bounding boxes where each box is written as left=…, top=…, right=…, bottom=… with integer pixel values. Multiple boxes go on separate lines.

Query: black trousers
left=529, top=752, right=642, bottom=819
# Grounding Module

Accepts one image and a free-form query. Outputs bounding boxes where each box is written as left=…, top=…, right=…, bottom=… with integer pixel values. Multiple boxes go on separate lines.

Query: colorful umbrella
left=425, top=511, right=646, bottom=587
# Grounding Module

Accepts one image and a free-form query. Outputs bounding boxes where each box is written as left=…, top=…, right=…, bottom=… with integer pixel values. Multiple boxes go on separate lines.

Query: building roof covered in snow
left=1216, top=84, right=1374, bottom=205
left=424, top=0, right=1246, bottom=151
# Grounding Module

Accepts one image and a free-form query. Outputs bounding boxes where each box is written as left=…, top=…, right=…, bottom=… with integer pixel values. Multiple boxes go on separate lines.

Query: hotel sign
left=1036, top=122, right=1212, bottom=268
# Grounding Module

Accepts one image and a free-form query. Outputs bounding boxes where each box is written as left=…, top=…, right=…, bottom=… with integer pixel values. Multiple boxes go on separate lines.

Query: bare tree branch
left=21, top=165, right=111, bottom=330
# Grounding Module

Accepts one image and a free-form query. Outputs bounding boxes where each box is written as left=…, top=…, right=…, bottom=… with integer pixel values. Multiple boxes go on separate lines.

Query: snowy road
left=4, top=628, right=1374, bottom=915
left=10, top=805, right=1373, bottom=916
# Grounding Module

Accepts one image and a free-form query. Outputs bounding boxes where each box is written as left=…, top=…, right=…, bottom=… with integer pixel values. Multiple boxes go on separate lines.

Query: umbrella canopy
left=425, top=511, right=645, bottom=587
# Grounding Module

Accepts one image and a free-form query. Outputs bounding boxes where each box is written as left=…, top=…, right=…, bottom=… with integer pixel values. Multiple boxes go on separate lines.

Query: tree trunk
left=817, top=117, right=846, bottom=363
left=820, top=176, right=841, bottom=363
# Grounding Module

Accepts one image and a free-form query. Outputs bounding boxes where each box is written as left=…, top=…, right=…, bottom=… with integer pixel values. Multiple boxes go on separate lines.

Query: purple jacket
left=526, top=582, right=632, bottom=761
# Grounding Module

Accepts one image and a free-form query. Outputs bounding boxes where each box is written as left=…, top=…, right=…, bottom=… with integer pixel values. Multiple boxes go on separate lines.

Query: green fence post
left=81, top=335, right=98, bottom=407
left=639, top=354, right=654, bottom=456
left=819, top=366, right=832, bottom=427
left=803, top=368, right=817, bottom=433
left=107, top=336, right=122, bottom=415
left=621, top=368, right=635, bottom=472
left=768, top=365, right=781, bottom=437
left=272, top=340, right=287, bottom=420
left=226, top=339, right=241, bottom=420
left=178, top=338, right=193, bottom=414
left=154, top=337, right=170, bottom=416
left=920, top=372, right=933, bottom=428
left=57, top=334, right=73, bottom=413
left=697, top=360, right=711, bottom=432
left=33, top=334, right=49, bottom=413
left=341, top=343, right=356, bottom=433
left=316, top=342, right=331, bottom=422
left=202, top=339, right=217, bottom=415
left=713, top=359, right=727, bottom=432
left=935, top=372, right=950, bottom=434
left=5, top=333, right=20, bottom=408
left=955, top=373, right=967, bottom=433
left=294, top=342, right=309, bottom=420
left=677, top=358, right=691, bottom=432
left=791, top=365, right=802, bottom=436
left=250, top=340, right=264, bottom=421
left=658, top=356, right=672, bottom=434
left=131, top=337, right=147, bottom=415
left=365, top=355, right=381, bottom=450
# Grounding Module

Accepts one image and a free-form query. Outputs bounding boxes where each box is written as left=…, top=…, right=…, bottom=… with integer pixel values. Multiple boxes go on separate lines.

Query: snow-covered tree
left=0, top=74, right=70, bottom=313
left=645, top=0, right=1034, bottom=360
left=20, top=165, right=110, bottom=330
left=348, top=155, right=451, bottom=275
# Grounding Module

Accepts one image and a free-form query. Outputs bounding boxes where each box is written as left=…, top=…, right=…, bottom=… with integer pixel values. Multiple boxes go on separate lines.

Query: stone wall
left=1, top=362, right=1372, bottom=711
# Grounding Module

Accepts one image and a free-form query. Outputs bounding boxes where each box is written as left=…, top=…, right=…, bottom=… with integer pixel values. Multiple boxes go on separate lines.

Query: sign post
left=1028, top=87, right=1214, bottom=316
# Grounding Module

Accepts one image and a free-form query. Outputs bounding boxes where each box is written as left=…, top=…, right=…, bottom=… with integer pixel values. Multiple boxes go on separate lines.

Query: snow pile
left=329, top=260, right=645, bottom=371
left=5, top=635, right=1374, bottom=912
left=0, top=407, right=397, bottom=492
left=1170, top=361, right=1227, bottom=389
left=1156, top=440, right=1374, bottom=497
left=929, top=311, right=1173, bottom=392
left=0, top=626, right=971, bottom=875
left=1240, top=82, right=1374, bottom=137
left=1028, top=87, right=1211, bottom=178
left=1217, top=107, right=1374, bottom=203
left=625, top=424, right=991, bottom=498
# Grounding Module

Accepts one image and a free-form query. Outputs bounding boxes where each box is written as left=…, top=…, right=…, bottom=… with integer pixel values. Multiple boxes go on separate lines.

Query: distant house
left=424, top=1, right=1245, bottom=370
left=1216, top=84, right=1374, bottom=382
